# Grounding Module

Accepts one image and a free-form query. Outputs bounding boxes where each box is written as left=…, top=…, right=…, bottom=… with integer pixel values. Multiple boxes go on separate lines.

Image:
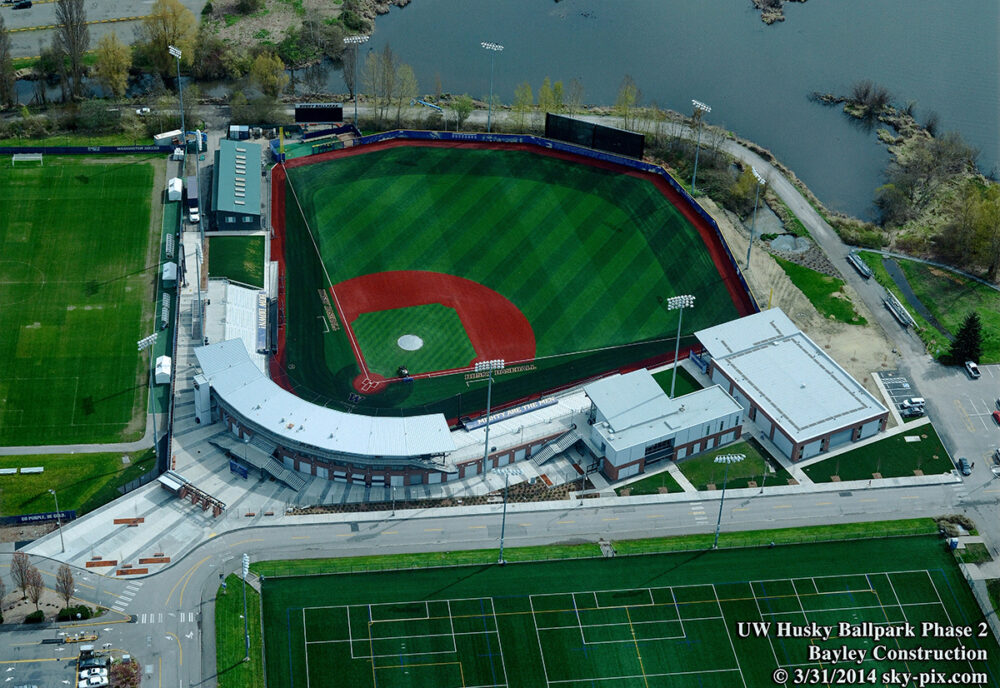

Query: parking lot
left=876, top=369, right=927, bottom=420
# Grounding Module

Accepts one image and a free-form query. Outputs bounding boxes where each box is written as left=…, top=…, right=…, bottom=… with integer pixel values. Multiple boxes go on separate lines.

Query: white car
left=135, top=107, right=151, bottom=116
left=189, top=208, right=200, bottom=224
left=79, top=669, right=107, bottom=680
left=965, top=361, right=981, bottom=379
left=78, top=676, right=107, bottom=688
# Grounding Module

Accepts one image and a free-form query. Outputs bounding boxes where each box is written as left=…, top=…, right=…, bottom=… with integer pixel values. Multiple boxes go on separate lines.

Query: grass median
left=216, top=575, right=264, bottom=688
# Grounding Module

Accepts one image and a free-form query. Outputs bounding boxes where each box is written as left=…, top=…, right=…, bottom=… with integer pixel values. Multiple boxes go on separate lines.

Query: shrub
left=24, top=610, right=44, bottom=623
left=201, top=1, right=212, bottom=15
left=58, top=605, right=94, bottom=621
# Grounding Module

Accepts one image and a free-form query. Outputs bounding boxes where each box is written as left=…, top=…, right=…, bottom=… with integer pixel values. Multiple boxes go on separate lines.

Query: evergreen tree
left=948, top=311, right=983, bottom=364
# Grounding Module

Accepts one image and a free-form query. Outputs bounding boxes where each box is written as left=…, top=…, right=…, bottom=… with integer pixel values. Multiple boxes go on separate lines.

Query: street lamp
left=666, top=295, right=696, bottom=398
left=481, top=42, right=504, bottom=133
left=137, top=333, right=159, bottom=462
left=493, top=466, right=522, bottom=565
left=242, top=553, right=250, bottom=662
left=475, top=359, right=505, bottom=476
left=168, top=46, right=185, bottom=153
left=48, top=489, right=65, bottom=553
left=745, top=166, right=767, bottom=270
left=690, top=99, right=711, bottom=192
left=712, top=453, right=745, bottom=549
left=343, top=35, right=369, bottom=124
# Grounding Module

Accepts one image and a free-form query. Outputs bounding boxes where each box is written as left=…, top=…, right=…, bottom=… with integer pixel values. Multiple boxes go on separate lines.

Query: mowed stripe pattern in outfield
left=286, top=146, right=740, bottom=359
left=0, top=158, right=154, bottom=445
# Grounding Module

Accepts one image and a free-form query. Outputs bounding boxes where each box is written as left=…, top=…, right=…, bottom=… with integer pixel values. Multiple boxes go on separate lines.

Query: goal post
left=11, top=153, right=43, bottom=166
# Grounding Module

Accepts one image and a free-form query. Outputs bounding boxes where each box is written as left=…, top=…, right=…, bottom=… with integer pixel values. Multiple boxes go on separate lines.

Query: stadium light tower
left=137, top=333, right=159, bottom=463
left=241, top=553, right=251, bottom=662
left=666, top=295, right=695, bottom=398
left=168, top=46, right=185, bottom=152
left=475, top=359, right=505, bottom=476
left=343, top=35, right=369, bottom=124
left=712, top=453, right=745, bottom=549
left=481, top=42, right=504, bottom=133
left=48, top=489, right=65, bottom=553
left=493, top=466, right=522, bottom=565
left=745, top=166, right=767, bottom=270
left=690, top=99, right=711, bottom=192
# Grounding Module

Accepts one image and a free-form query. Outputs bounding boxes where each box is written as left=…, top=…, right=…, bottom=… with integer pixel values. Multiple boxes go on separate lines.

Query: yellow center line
left=557, top=520, right=575, bottom=524
left=646, top=514, right=665, bottom=519
left=291, top=536, right=309, bottom=540
left=424, top=528, right=443, bottom=532
left=165, top=631, right=182, bottom=666
left=815, top=502, right=832, bottom=506
left=382, top=530, right=398, bottom=534
left=165, top=555, right=211, bottom=607
left=625, top=608, right=650, bottom=688
left=517, top=523, right=532, bottom=526
left=900, top=496, right=919, bottom=500
left=336, top=533, right=353, bottom=537
left=468, top=525, right=486, bottom=529
left=178, top=556, right=212, bottom=607
left=859, top=498, right=877, bottom=502
left=602, top=517, right=619, bottom=521
left=732, top=507, right=749, bottom=512
left=773, top=505, right=792, bottom=509
left=955, top=399, right=976, bottom=433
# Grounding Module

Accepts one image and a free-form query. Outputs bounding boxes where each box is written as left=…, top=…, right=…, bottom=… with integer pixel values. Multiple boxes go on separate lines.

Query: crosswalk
left=691, top=501, right=708, bottom=525
left=111, top=580, right=143, bottom=614
left=137, top=611, right=197, bottom=624
left=951, top=483, right=968, bottom=504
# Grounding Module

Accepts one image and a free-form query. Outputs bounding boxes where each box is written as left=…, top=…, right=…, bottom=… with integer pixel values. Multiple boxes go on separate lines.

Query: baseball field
left=260, top=536, right=999, bottom=688
left=0, top=155, right=158, bottom=445
left=275, top=141, right=750, bottom=416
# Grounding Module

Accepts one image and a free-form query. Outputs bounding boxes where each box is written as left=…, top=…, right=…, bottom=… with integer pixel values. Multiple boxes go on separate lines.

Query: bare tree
left=341, top=42, right=357, bottom=100
left=11, top=552, right=30, bottom=599
left=393, top=63, right=417, bottom=126
left=0, top=16, right=14, bottom=108
left=26, top=566, right=44, bottom=611
left=56, top=564, right=75, bottom=608
left=55, top=0, right=89, bottom=99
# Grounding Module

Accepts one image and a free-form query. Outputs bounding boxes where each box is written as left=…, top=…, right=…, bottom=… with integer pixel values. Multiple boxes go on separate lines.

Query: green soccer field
left=0, top=156, right=158, bottom=445
left=260, top=537, right=999, bottom=688
left=281, top=145, right=742, bottom=414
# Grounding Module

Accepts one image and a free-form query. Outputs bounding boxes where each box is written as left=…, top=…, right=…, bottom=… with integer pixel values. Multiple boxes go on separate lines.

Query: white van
left=900, top=397, right=925, bottom=409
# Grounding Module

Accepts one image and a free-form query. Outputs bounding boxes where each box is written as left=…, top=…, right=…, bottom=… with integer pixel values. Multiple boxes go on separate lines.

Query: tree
left=537, top=77, right=555, bottom=113
left=236, top=0, right=262, bottom=14
left=56, top=564, right=74, bottom=608
left=451, top=94, right=473, bottom=131
left=512, top=81, right=533, bottom=130
left=615, top=74, right=640, bottom=129
left=729, top=167, right=761, bottom=217
left=94, top=32, right=131, bottom=99
left=552, top=80, right=564, bottom=113
left=341, top=42, right=358, bottom=100
left=55, top=0, right=89, bottom=99
left=11, top=552, right=30, bottom=599
left=949, top=312, right=983, bottom=364
left=0, top=16, right=14, bottom=108
left=566, top=77, right=584, bottom=114
left=392, top=63, right=418, bottom=126
left=25, top=566, right=43, bottom=611
left=192, top=29, right=229, bottom=80
left=110, top=659, right=142, bottom=688
left=249, top=51, right=288, bottom=100
left=140, top=0, right=197, bottom=77
left=362, top=44, right=398, bottom=125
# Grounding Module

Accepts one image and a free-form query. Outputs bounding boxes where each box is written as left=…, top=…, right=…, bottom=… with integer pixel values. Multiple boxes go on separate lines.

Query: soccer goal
left=11, top=153, right=43, bottom=166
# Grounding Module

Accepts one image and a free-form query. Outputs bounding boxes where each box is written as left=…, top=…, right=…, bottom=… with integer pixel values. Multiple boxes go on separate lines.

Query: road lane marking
left=814, top=502, right=832, bottom=506
left=557, top=520, right=575, bottom=524
left=165, top=631, right=182, bottom=666
left=291, top=536, right=309, bottom=540
left=773, top=505, right=791, bottom=509
left=602, top=517, right=619, bottom=521
left=165, top=555, right=211, bottom=607
left=423, top=528, right=443, bottom=532
left=336, top=533, right=353, bottom=537
left=900, top=495, right=919, bottom=499
left=955, top=399, right=976, bottom=433
left=382, top=530, right=398, bottom=534
left=860, top=498, right=877, bottom=502
left=517, top=523, right=532, bottom=526
left=468, top=525, right=487, bottom=529
left=732, top=507, right=749, bottom=512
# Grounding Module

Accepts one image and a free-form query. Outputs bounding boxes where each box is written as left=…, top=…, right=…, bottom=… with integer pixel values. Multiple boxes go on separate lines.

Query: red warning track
left=336, top=270, right=536, bottom=393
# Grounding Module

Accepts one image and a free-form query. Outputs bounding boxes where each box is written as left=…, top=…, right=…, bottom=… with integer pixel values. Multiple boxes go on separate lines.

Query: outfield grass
left=651, top=365, right=702, bottom=398
left=677, top=440, right=792, bottom=490
left=258, top=533, right=996, bottom=688
left=616, top=466, right=684, bottom=495
left=773, top=256, right=866, bottom=325
left=0, top=156, right=158, bottom=444
left=352, top=304, right=476, bottom=377
left=216, top=575, right=264, bottom=688
left=0, top=449, right=155, bottom=516
left=282, top=146, right=742, bottom=414
left=802, top=423, right=952, bottom=482
left=208, top=235, right=265, bottom=288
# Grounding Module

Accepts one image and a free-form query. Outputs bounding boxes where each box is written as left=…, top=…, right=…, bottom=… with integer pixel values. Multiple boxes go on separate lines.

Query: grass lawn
left=616, top=466, right=684, bottom=495
left=802, top=423, right=952, bottom=482
left=0, top=156, right=158, bottom=445
left=0, top=449, right=155, bottom=516
left=256, top=533, right=996, bottom=688
left=677, top=440, right=793, bottom=490
left=281, top=145, right=743, bottom=415
left=896, top=258, right=1000, bottom=363
left=208, top=235, right=265, bottom=288
left=0, top=133, right=152, bottom=147
left=352, top=304, right=476, bottom=376
left=773, top=256, right=866, bottom=325
left=216, top=575, right=264, bottom=688
left=651, top=365, right=703, bottom=398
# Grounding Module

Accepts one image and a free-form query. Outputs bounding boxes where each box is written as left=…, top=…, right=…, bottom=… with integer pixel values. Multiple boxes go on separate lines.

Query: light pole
left=48, top=489, right=64, bottom=553
left=241, top=553, right=250, bottom=662
left=391, top=485, right=396, bottom=516
left=712, top=453, right=745, bottom=549
left=494, top=466, right=522, bottom=565
left=343, top=35, right=369, bottom=125
left=666, top=295, right=696, bottom=398
left=745, top=166, right=767, bottom=270
left=137, top=333, right=159, bottom=462
left=690, top=99, right=711, bottom=192
left=481, top=42, right=504, bottom=133
left=475, top=359, right=505, bottom=475
left=168, top=46, right=185, bottom=153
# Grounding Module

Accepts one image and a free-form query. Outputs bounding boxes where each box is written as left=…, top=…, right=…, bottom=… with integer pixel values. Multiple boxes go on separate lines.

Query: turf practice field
left=279, top=143, right=746, bottom=414
left=261, top=537, right=999, bottom=688
left=0, top=156, right=157, bottom=445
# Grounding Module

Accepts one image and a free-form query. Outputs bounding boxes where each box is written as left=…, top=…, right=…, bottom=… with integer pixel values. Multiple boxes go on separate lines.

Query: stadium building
left=695, top=308, right=888, bottom=461
left=212, top=139, right=262, bottom=229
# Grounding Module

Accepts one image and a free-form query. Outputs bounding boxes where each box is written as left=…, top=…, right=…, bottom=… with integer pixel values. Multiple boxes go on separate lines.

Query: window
left=644, top=439, right=671, bottom=456
left=243, top=217, right=253, bottom=223
left=225, top=216, right=236, bottom=223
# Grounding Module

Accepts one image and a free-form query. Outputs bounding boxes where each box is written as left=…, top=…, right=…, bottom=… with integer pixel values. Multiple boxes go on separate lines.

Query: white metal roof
left=194, top=339, right=455, bottom=458
left=695, top=308, right=888, bottom=442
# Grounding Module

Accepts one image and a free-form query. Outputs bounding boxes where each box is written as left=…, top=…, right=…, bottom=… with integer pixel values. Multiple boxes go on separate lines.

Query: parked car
left=77, top=677, right=107, bottom=688
left=79, top=669, right=107, bottom=680
left=995, top=398, right=1000, bottom=411
left=188, top=207, right=200, bottom=224
left=900, top=397, right=925, bottom=409
left=993, top=410, right=1000, bottom=426
left=135, top=107, right=151, bottom=116
left=957, top=457, right=972, bottom=476
left=13, top=1, right=32, bottom=9
left=900, top=407, right=925, bottom=419
left=965, top=361, right=981, bottom=378
left=993, top=448, right=1000, bottom=465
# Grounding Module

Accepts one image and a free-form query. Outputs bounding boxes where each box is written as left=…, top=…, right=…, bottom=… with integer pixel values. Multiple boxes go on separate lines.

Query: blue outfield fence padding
left=0, top=510, right=77, bottom=526
left=350, top=130, right=760, bottom=313
left=1, top=145, right=173, bottom=155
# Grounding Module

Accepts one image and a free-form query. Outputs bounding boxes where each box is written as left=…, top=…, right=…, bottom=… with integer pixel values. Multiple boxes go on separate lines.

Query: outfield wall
left=0, top=145, right=173, bottom=155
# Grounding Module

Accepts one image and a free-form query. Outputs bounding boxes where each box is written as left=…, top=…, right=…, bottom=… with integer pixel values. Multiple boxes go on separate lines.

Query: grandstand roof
left=214, top=139, right=261, bottom=216
left=696, top=309, right=887, bottom=442
left=194, top=339, right=455, bottom=458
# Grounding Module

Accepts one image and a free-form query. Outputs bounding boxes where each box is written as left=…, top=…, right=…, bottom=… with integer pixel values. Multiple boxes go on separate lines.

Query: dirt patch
left=0, top=522, right=57, bottom=544
left=927, top=266, right=964, bottom=285
left=703, top=197, right=899, bottom=420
